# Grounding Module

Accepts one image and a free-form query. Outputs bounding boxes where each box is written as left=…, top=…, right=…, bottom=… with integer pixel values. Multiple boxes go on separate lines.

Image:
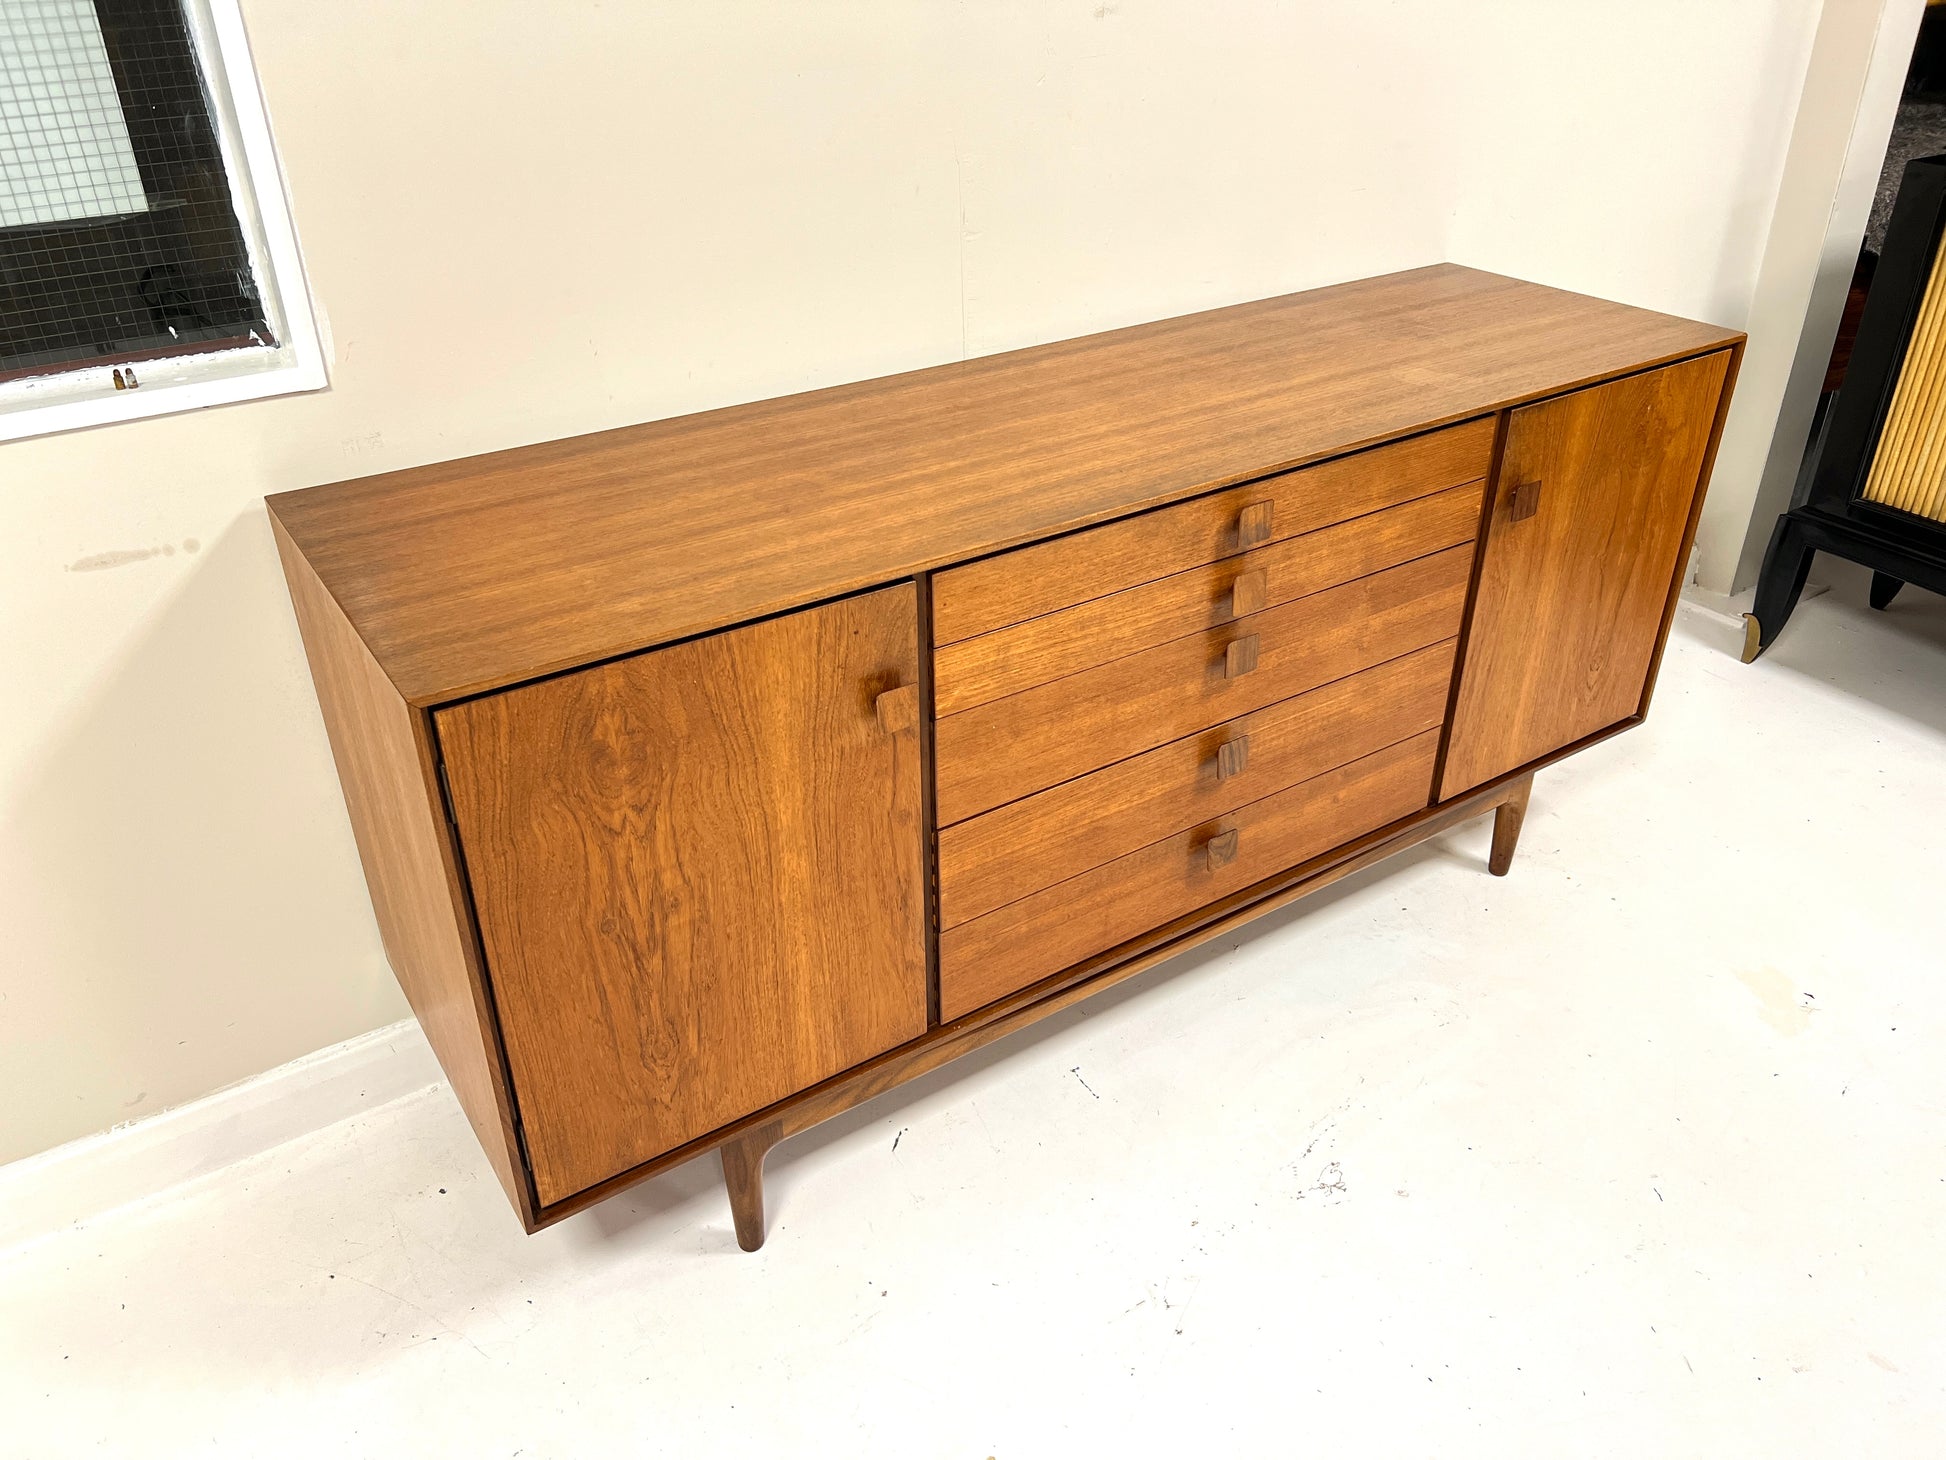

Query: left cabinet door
left=436, top=585, right=929, bottom=1208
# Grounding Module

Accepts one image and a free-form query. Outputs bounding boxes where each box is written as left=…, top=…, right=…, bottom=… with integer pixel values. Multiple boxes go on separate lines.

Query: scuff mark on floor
left=1736, top=967, right=1815, bottom=1036
left=1294, top=1161, right=1348, bottom=1204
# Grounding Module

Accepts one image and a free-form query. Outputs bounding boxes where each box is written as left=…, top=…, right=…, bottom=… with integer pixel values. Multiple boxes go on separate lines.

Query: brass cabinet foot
left=1744, top=513, right=1816, bottom=662
left=1489, top=774, right=1533, bottom=877
left=721, top=1121, right=782, bottom=1252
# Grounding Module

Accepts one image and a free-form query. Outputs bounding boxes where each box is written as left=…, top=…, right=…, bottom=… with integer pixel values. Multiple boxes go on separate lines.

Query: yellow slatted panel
left=1862, top=240, right=1946, bottom=523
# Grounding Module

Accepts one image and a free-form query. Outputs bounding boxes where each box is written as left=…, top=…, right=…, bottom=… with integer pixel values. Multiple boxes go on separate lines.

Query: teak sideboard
left=269, top=265, right=1742, bottom=1248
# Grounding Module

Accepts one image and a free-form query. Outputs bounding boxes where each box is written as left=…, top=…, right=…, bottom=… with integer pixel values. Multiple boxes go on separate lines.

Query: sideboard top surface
left=268, top=264, right=1741, bottom=704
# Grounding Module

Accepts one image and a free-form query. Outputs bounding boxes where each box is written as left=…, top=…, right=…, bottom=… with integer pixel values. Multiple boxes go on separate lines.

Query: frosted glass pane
left=0, top=0, right=150, bottom=228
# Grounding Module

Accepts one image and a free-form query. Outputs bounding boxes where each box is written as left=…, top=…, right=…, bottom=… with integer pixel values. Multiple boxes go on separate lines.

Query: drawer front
left=934, top=542, right=1473, bottom=826
left=939, top=729, right=1441, bottom=1021
left=938, top=640, right=1456, bottom=930
left=935, top=481, right=1483, bottom=715
left=931, top=416, right=1493, bottom=647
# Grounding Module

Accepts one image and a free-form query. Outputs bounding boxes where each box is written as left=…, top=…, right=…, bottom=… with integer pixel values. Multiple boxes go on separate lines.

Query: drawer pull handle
left=1236, top=501, right=1275, bottom=549
left=1224, top=634, right=1260, bottom=679
left=1205, top=828, right=1240, bottom=872
left=1228, top=568, right=1268, bottom=618
left=875, top=683, right=920, bottom=735
left=1508, top=479, right=1542, bottom=522
left=1216, top=734, right=1250, bottom=781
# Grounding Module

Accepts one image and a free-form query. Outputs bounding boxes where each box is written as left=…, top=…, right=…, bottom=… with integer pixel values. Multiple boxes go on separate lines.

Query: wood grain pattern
left=1633, top=342, right=1742, bottom=721
left=267, top=266, right=1739, bottom=705
left=938, top=730, right=1441, bottom=1021
left=1236, top=501, right=1276, bottom=550
left=1205, top=829, right=1240, bottom=871
left=1217, top=734, right=1251, bottom=781
left=720, top=1121, right=782, bottom=1253
left=270, top=517, right=533, bottom=1220
left=1230, top=568, right=1269, bottom=618
left=932, top=419, right=1492, bottom=649
left=1225, top=635, right=1261, bottom=678
left=530, top=762, right=1547, bottom=1231
left=934, top=482, right=1483, bottom=714
left=935, top=544, right=1473, bottom=826
left=1439, top=352, right=1732, bottom=798
left=1489, top=772, right=1533, bottom=876
left=875, top=682, right=920, bottom=734
left=435, top=586, right=928, bottom=1206
left=266, top=263, right=1746, bottom=1241
left=937, top=641, right=1457, bottom=929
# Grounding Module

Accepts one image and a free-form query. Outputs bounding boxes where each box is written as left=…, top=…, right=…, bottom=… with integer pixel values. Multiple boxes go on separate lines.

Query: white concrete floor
left=5, top=562, right=1946, bottom=1458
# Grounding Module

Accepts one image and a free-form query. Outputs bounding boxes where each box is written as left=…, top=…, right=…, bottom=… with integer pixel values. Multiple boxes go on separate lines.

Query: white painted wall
left=1645, top=0, right=1927, bottom=601
left=1711, top=0, right=1925, bottom=596
left=0, top=0, right=1825, bottom=1166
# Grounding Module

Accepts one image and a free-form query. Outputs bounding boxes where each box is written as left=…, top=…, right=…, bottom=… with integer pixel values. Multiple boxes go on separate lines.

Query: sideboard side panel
left=270, top=512, right=532, bottom=1221
left=1633, top=340, right=1744, bottom=722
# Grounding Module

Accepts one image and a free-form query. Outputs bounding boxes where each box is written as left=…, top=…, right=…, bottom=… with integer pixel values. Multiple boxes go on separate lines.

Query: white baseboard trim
left=1681, top=583, right=1752, bottom=623
left=1682, top=577, right=1836, bottom=625
left=0, top=1019, right=441, bottom=1254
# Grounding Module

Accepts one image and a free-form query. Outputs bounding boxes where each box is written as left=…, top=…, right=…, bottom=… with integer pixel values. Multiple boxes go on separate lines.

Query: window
left=0, top=0, right=322, bottom=439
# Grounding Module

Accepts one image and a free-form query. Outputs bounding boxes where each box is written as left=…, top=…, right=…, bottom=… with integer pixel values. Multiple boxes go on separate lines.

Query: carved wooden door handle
left=1229, top=568, right=1268, bottom=618
left=1215, top=734, right=1250, bottom=781
left=875, top=682, right=919, bottom=734
left=1507, top=479, right=1542, bottom=522
left=1204, top=828, right=1240, bottom=872
left=1236, top=501, right=1274, bottom=549
left=1224, top=635, right=1260, bottom=679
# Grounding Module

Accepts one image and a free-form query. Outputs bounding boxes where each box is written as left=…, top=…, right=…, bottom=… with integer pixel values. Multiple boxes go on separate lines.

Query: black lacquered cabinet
left=1747, top=153, right=1946, bottom=659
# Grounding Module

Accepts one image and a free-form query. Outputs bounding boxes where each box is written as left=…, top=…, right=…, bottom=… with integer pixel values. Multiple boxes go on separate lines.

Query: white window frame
left=0, top=0, right=325, bottom=442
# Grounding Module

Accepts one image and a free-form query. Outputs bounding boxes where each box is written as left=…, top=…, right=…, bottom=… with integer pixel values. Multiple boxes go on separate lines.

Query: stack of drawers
left=930, top=418, right=1495, bottom=1020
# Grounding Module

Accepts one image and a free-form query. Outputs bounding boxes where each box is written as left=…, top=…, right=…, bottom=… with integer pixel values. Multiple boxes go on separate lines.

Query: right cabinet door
left=1440, top=351, right=1731, bottom=798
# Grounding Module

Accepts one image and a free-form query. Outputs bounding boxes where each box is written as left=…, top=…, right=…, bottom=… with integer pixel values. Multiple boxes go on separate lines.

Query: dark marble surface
left=1868, top=101, right=1946, bottom=253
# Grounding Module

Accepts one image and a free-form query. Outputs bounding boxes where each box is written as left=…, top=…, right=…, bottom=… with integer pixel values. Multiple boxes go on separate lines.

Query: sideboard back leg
left=1870, top=571, right=1905, bottom=611
left=721, top=1121, right=783, bottom=1252
left=1488, top=774, right=1534, bottom=877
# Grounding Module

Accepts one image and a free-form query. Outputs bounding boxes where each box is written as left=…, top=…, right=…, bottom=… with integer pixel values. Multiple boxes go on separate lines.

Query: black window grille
left=0, top=0, right=274, bottom=382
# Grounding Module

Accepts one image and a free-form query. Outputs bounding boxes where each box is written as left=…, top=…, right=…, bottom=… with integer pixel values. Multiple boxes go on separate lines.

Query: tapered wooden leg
left=1489, top=774, right=1533, bottom=877
left=1870, top=571, right=1904, bottom=611
left=720, top=1121, right=782, bottom=1252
